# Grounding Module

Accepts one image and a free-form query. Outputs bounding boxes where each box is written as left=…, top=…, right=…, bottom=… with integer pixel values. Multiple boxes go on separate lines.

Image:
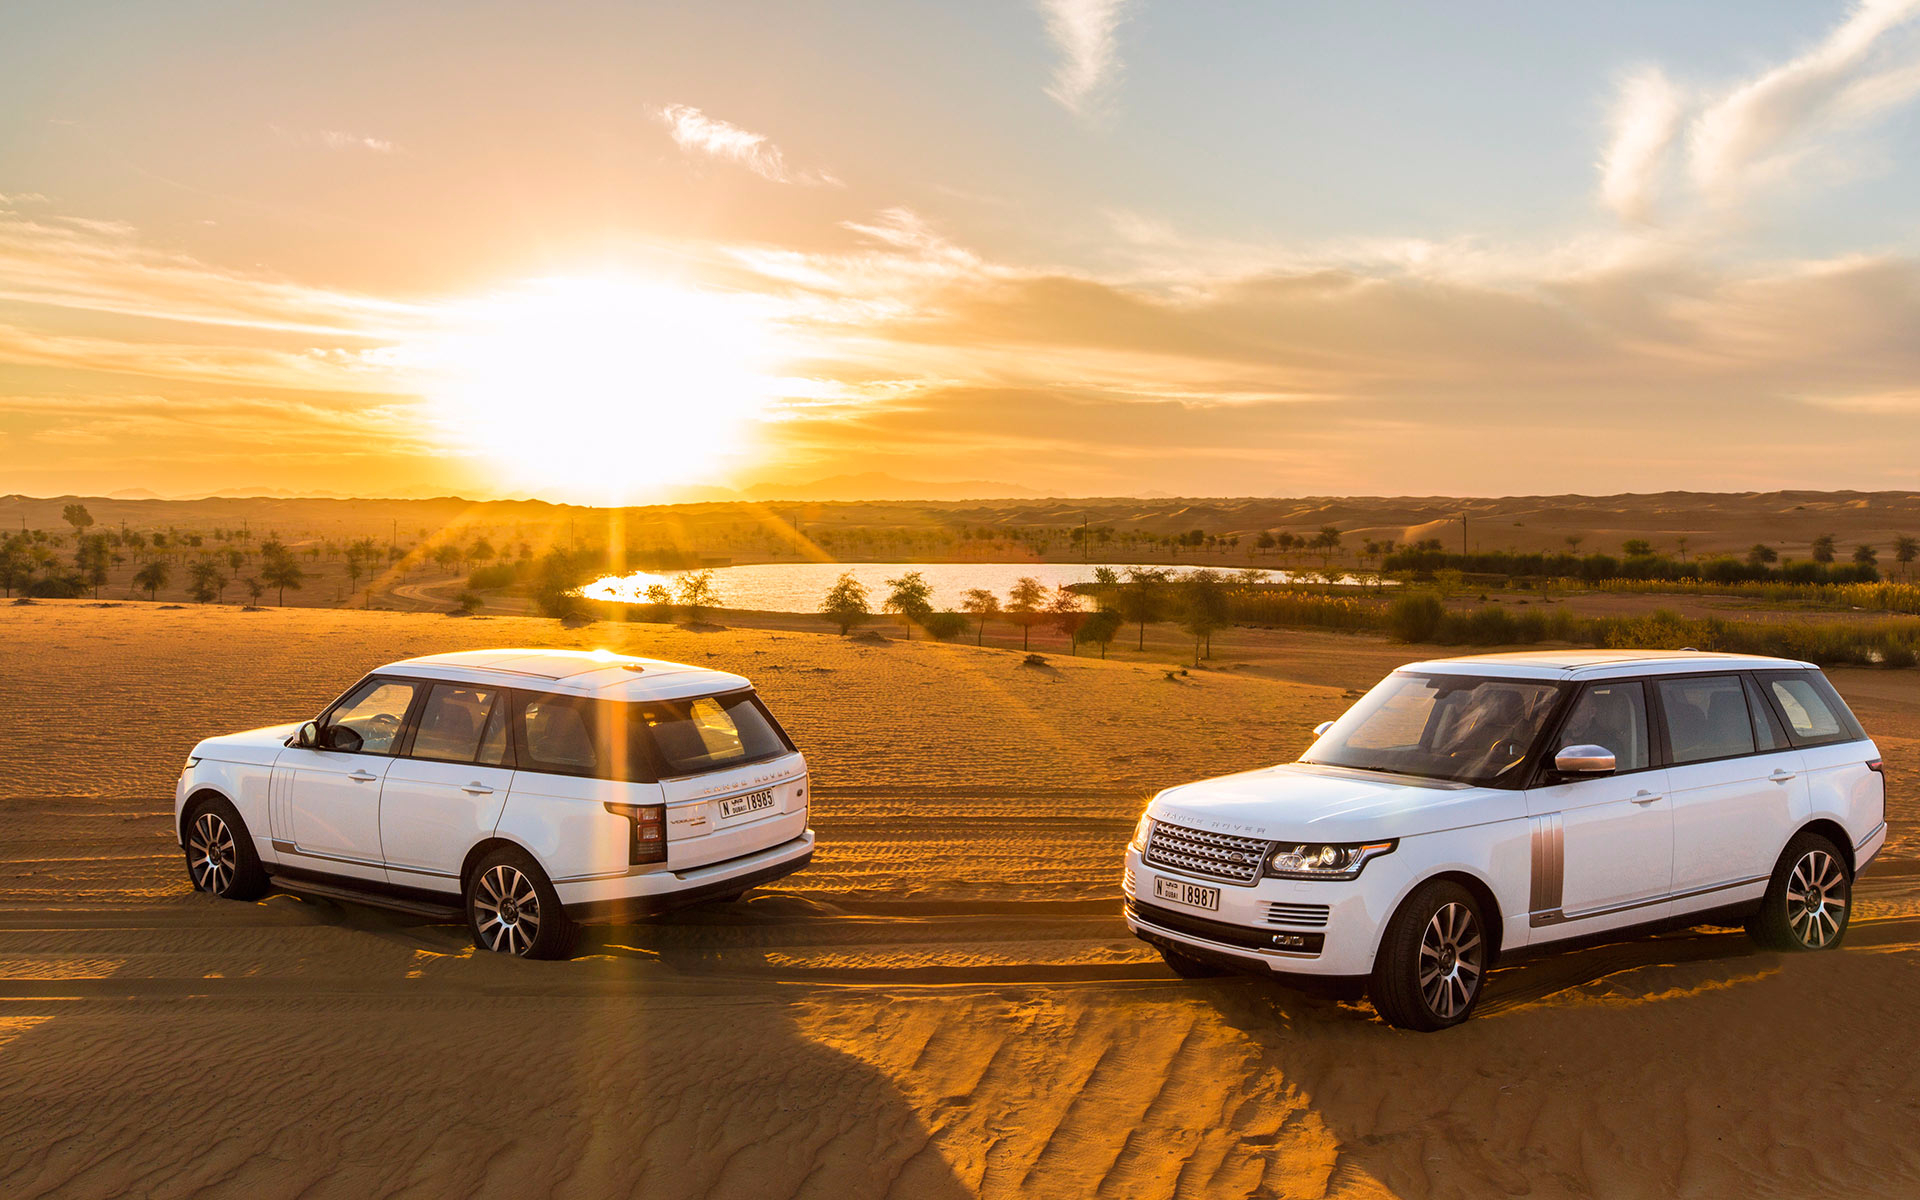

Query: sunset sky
left=6, top=1, right=1920, bottom=502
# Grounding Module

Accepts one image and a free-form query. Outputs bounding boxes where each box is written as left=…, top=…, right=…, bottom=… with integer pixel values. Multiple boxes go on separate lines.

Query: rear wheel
left=1747, top=832, right=1852, bottom=952
left=182, top=798, right=269, bottom=900
left=465, top=848, right=577, bottom=959
left=1369, top=880, right=1487, bottom=1031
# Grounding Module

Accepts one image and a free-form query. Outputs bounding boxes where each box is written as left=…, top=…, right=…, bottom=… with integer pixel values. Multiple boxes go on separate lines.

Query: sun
left=417, top=275, right=779, bottom=502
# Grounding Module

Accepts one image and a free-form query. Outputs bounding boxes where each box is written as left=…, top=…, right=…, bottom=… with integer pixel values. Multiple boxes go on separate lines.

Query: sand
left=4, top=601, right=1920, bottom=1198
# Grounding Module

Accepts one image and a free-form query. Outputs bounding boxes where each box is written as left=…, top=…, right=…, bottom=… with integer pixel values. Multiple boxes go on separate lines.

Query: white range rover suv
left=1124, top=651, right=1886, bottom=1029
left=175, top=648, right=814, bottom=958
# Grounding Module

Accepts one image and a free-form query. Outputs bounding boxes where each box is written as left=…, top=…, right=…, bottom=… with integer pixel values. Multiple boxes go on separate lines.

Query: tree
left=61, top=503, right=93, bottom=536
left=1853, top=543, right=1878, bottom=568
left=1811, top=534, right=1836, bottom=564
left=675, top=570, right=720, bottom=623
left=961, top=587, right=1000, bottom=646
left=1118, top=567, right=1170, bottom=651
left=75, top=534, right=111, bottom=597
left=1047, top=585, right=1087, bottom=653
left=922, top=611, right=969, bottom=641
left=1896, top=535, right=1919, bottom=580
left=819, top=571, right=872, bottom=635
left=1080, top=608, right=1124, bottom=658
left=189, top=560, right=225, bottom=604
left=1747, top=543, right=1778, bottom=568
left=1621, top=539, right=1654, bottom=557
left=882, top=570, right=934, bottom=638
left=1006, top=576, right=1047, bottom=651
left=133, top=559, right=170, bottom=600
left=1178, top=568, right=1231, bottom=665
left=532, top=552, right=586, bottom=621
left=261, top=556, right=305, bottom=606
left=244, top=576, right=265, bottom=605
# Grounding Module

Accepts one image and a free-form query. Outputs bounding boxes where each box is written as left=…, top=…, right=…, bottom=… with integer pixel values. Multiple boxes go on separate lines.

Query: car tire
left=1747, top=831, right=1852, bottom=952
left=465, top=847, right=578, bottom=960
left=1369, top=879, right=1488, bottom=1031
left=182, top=797, right=270, bottom=901
left=1157, top=944, right=1230, bottom=978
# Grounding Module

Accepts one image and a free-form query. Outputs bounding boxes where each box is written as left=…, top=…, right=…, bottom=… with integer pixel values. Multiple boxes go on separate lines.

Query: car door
left=1524, top=679, right=1673, bottom=935
left=379, top=681, right=517, bottom=887
left=272, top=676, right=423, bottom=882
left=1657, top=673, right=1804, bottom=906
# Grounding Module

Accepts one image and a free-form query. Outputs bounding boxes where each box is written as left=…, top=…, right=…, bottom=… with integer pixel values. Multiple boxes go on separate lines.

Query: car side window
left=514, top=692, right=601, bottom=776
left=476, top=698, right=512, bottom=767
left=1559, top=681, right=1649, bottom=771
left=410, top=684, right=499, bottom=764
left=1768, top=677, right=1843, bottom=741
left=322, top=679, right=418, bottom=755
left=1744, top=676, right=1789, bottom=752
left=1656, top=675, right=1755, bottom=765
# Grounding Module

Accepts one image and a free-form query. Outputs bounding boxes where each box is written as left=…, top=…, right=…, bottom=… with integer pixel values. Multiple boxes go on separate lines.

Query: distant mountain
left=738, top=472, right=1041, bottom=502
left=106, top=487, right=164, bottom=500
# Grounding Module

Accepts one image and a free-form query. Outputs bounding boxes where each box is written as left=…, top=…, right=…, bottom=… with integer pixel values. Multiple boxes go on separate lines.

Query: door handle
left=1631, top=790, right=1663, bottom=805
left=348, top=770, right=378, bottom=782
left=460, top=783, right=495, bottom=795
left=1769, top=770, right=1797, bottom=783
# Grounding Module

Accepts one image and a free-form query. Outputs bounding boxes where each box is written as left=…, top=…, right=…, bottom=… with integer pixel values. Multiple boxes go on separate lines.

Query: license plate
left=718, top=789, right=776, bottom=820
left=1153, top=876, right=1220, bottom=911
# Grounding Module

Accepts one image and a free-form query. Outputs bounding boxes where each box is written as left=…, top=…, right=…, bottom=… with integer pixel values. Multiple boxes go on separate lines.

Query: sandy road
left=6, top=603, right=1920, bottom=1198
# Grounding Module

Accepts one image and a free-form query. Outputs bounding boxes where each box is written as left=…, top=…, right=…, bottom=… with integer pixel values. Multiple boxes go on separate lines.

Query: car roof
left=1399, top=649, right=1818, bottom=681
left=373, top=648, right=752, bottom=701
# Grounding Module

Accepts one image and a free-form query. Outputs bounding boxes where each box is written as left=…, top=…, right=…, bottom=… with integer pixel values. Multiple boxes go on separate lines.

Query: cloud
left=318, top=130, right=398, bottom=154
left=1599, top=1, right=1920, bottom=221
left=1598, top=68, right=1684, bottom=223
left=1038, top=0, right=1131, bottom=118
left=654, top=105, right=841, bottom=186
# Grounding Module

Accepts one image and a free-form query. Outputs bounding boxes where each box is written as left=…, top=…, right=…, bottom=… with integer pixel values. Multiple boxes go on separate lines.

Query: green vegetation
left=819, top=571, right=873, bottom=636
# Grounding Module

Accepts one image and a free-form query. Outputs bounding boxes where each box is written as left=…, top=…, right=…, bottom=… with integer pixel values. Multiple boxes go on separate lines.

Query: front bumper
left=558, top=830, right=816, bottom=922
left=1122, top=845, right=1395, bottom=977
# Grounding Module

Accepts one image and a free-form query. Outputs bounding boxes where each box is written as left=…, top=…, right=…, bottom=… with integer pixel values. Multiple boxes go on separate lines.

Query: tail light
left=1868, top=759, right=1884, bottom=775
left=605, top=802, right=668, bottom=864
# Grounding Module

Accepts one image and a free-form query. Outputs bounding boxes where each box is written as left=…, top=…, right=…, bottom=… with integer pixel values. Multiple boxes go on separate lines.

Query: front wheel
left=1747, top=832, right=1852, bottom=952
left=465, top=848, right=577, bottom=959
left=1369, top=880, right=1487, bottom=1031
left=183, top=798, right=270, bottom=900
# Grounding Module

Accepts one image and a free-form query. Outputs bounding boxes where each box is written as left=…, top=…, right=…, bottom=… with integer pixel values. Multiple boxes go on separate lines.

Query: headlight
left=182, top=756, right=201, bottom=772
left=1130, top=813, right=1153, bottom=851
left=1266, top=840, right=1395, bottom=880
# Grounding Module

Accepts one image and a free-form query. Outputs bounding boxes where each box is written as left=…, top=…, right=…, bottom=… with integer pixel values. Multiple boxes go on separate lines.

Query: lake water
left=579, top=561, right=1364, bottom=613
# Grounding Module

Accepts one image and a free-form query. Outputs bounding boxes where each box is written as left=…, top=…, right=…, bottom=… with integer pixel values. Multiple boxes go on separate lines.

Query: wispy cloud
left=1598, top=0, right=1920, bottom=221
left=1038, top=0, right=1132, bottom=118
left=1598, top=68, right=1684, bottom=223
left=654, top=105, right=841, bottom=186
left=269, top=125, right=401, bottom=154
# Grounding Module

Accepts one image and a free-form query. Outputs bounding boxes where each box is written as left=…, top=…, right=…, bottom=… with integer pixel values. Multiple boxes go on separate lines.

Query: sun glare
left=418, top=276, right=778, bottom=502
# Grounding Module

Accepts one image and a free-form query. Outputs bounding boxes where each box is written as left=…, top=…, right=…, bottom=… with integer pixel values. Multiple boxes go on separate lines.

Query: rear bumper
left=557, top=830, right=815, bottom=922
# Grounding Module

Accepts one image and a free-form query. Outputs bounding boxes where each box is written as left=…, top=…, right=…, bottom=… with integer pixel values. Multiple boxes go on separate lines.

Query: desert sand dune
left=4, top=602, right=1920, bottom=1197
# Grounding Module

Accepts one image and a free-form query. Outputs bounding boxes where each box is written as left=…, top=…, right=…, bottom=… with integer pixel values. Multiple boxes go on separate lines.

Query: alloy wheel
left=1785, top=850, right=1848, bottom=948
left=188, top=811, right=237, bottom=895
left=1418, top=901, right=1483, bottom=1020
left=473, top=864, right=542, bottom=956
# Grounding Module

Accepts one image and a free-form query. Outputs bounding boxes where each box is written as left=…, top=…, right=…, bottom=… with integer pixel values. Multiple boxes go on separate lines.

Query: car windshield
left=1301, top=672, right=1564, bottom=785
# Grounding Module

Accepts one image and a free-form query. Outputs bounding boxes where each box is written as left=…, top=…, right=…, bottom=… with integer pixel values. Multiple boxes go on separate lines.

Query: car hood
left=1147, top=762, right=1523, bottom=843
left=192, top=723, right=303, bottom=766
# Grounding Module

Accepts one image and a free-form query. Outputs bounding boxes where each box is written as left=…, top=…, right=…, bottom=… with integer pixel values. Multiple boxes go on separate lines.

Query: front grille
left=1265, top=902, right=1331, bottom=928
left=1144, top=820, right=1270, bottom=885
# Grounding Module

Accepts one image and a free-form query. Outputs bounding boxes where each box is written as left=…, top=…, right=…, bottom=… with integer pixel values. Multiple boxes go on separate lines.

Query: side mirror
left=1313, top=721, right=1335, bottom=737
left=296, top=720, right=320, bottom=748
left=1554, top=744, right=1617, bottom=775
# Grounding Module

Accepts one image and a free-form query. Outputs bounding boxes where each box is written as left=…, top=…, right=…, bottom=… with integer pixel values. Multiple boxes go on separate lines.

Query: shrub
left=1386, top=593, right=1445, bottom=642
left=921, top=611, right=969, bottom=641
